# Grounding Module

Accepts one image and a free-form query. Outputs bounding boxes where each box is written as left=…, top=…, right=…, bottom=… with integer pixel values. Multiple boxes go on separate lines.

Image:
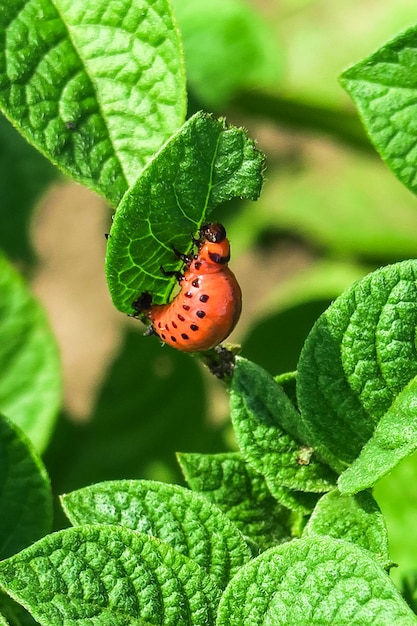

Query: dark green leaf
left=105, top=111, right=264, bottom=314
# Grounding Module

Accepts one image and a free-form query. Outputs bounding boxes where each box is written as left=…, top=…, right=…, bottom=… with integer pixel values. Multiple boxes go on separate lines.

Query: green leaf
left=230, top=357, right=336, bottom=494
left=105, top=111, right=264, bottom=314
left=172, top=0, right=281, bottom=107
left=338, top=376, right=417, bottom=494
left=340, top=25, right=417, bottom=196
left=303, top=490, right=390, bottom=569
left=177, top=452, right=293, bottom=550
left=0, top=0, right=186, bottom=207
left=0, top=525, right=220, bottom=626
left=0, top=252, right=61, bottom=451
left=0, top=415, right=52, bottom=560
left=61, top=479, right=250, bottom=589
left=217, top=537, right=417, bottom=626
left=297, top=260, right=417, bottom=472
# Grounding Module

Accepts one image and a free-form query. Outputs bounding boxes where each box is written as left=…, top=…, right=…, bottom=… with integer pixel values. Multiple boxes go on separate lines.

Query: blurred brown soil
left=31, top=183, right=122, bottom=420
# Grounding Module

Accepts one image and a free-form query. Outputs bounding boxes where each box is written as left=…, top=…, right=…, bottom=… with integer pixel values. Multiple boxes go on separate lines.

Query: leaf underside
left=105, top=111, right=264, bottom=314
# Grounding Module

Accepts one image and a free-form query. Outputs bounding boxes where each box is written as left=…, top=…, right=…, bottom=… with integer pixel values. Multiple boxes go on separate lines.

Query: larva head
left=197, top=223, right=230, bottom=269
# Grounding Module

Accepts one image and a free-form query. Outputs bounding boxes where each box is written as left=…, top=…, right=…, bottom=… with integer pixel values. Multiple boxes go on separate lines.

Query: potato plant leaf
left=338, top=376, right=417, bottom=494
left=177, top=452, right=293, bottom=550
left=60, top=479, right=250, bottom=589
left=297, top=260, right=417, bottom=474
left=105, top=111, right=264, bottom=314
left=217, top=537, right=417, bottom=626
left=230, top=357, right=337, bottom=495
left=303, top=490, right=390, bottom=569
left=340, top=25, right=417, bottom=196
left=0, top=525, right=220, bottom=626
left=0, top=252, right=61, bottom=451
left=0, top=0, right=186, bottom=206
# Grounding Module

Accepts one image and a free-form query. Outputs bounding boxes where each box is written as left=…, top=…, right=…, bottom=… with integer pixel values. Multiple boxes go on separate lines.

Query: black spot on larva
left=178, top=314, right=185, bottom=322
left=192, top=278, right=200, bottom=288
left=196, top=310, right=206, bottom=319
left=158, top=322, right=162, bottom=329
left=185, top=291, right=193, bottom=298
left=165, top=324, right=169, bottom=331
left=183, top=304, right=190, bottom=311
left=209, top=252, right=230, bottom=264
left=190, top=324, right=199, bottom=332
left=172, top=321, right=178, bottom=329
left=194, top=261, right=202, bottom=270
left=171, top=336, right=177, bottom=342
left=200, top=294, right=209, bottom=303
left=161, top=333, right=166, bottom=340
left=181, top=333, right=190, bottom=340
